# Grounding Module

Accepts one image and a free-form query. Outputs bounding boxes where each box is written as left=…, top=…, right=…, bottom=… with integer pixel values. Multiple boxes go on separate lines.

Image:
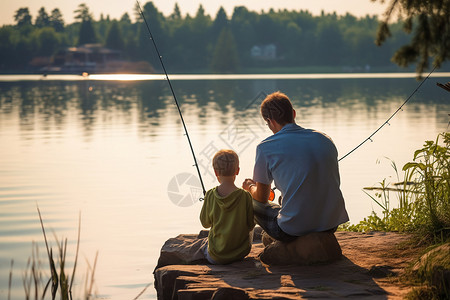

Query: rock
left=211, top=287, right=249, bottom=300
left=413, top=243, right=450, bottom=292
left=259, top=231, right=342, bottom=265
left=154, top=231, right=420, bottom=299
left=156, top=227, right=265, bottom=270
left=155, top=233, right=208, bottom=270
left=367, top=265, right=397, bottom=278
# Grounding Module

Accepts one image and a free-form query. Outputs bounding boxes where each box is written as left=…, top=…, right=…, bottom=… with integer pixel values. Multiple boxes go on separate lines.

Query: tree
left=106, top=21, right=124, bottom=50
left=14, top=8, right=32, bottom=27
left=315, top=19, right=344, bottom=66
left=34, top=27, right=60, bottom=56
left=211, top=7, right=228, bottom=39
left=210, top=28, right=239, bottom=73
left=97, top=14, right=110, bottom=44
left=78, top=19, right=97, bottom=45
left=136, top=2, right=166, bottom=66
left=169, top=3, right=182, bottom=21
left=49, top=8, right=65, bottom=32
left=230, top=6, right=258, bottom=67
left=0, top=27, right=17, bottom=69
left=35, top=7, right=50, bottom=28
left=15, top=37, right=34, bottom=67
left=373, top=0, right=450, bottom=75
left=120, top=12, right=131, bottom=24
left=74, top=3, right=93, bottom=22
left=74, top=4, right=97, bottom=45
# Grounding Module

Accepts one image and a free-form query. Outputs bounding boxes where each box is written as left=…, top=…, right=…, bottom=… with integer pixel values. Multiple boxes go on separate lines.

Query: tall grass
left=343, top=157, right=419, bottom=233
left=344, top=132, right=450, bottom=242
left=403, top=132, right=450, bottom=241
left=8, top=207, right=97, bottom=300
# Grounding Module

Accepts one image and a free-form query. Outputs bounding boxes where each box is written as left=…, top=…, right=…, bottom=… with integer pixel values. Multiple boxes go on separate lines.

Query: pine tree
left=35, top=7, right=50, bottom=28
left=374, top=0, right=450, bottom=75
left=74, top=4, right=97, bottom=45
left=210, top=28, right=239, bottom=73
left=49, top=8, right=65, bottom=32
left=106, top=21, right=124, bottom=50
left=78, top=20, right=97, bottom=45
left=14, top=8, right=32, bottom=28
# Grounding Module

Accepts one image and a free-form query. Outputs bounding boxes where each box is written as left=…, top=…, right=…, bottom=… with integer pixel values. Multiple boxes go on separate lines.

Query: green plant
left=403, top=132, right=450, bottom=241
left=345, top=132, right=450, bottom=239
left=345, top=158, right=419, bottom=232
left=9, top=207, right=97, bottom=300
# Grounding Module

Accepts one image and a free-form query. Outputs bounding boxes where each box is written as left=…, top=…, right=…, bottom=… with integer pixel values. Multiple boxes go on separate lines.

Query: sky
left=1, top=0, right=387, bottom=25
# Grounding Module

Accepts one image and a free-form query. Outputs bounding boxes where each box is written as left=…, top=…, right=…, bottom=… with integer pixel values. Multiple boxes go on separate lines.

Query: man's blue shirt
left=253, top=123, right=349, bottom=236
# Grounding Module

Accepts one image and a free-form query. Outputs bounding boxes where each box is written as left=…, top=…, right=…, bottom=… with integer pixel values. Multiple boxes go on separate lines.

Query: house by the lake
left=42, top=44, right=154, bottom=74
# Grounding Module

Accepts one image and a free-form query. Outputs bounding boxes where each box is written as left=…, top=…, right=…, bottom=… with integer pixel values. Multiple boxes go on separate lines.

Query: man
left=243, top=91, right=349, bottom=242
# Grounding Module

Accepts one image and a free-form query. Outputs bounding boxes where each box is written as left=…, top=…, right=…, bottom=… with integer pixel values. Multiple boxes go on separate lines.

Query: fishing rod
left=136, top=0, right=206, bottom=198
left=338, top=65, right=437, bottom=162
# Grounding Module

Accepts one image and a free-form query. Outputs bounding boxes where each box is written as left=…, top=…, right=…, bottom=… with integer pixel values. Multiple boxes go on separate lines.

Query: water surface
left=0, top=73, right=448, bottom=299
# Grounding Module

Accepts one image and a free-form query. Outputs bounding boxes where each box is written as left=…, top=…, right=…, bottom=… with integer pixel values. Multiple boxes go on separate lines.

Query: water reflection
left=0, top=76, right=448, bottom=300
left=1, top=77, right=447, bottom=136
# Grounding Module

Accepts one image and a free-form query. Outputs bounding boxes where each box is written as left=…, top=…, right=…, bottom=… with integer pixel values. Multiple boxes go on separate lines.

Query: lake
left=0, top=73, right=449, bottom=299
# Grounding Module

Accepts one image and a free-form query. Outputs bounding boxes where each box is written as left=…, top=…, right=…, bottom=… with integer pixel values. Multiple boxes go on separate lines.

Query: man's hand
left=242, top=178, right=256, bottom=191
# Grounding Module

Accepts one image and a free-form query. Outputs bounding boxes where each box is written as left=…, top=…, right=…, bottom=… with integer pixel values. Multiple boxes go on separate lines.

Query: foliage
left=49, top=8, right=65, bottom=32
left=403, top=132, right=450, bottom=240
left=77, top=19, right=97, bottom=45
left=345, top=133, right=450, bottom=243
left=210, top=28, right=240, bottom=73
left=105, top=21, right=125, bottom=50
left=1, top=2, right=423, bottom=73
left=35, top=7, right=50, bottom=28
left=342, top=159, right=418, bottom=233
left=14, top=7, right=32, bottom=28
left=32, top=27, right=63, bottom=56
left=372, top=0, right=450, bottom=76
left=74, top=4, right=93, bottom=22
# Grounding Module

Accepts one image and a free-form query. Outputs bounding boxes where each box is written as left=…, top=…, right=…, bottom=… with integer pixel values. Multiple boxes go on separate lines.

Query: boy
left=200, top=149, right=254, bottom=264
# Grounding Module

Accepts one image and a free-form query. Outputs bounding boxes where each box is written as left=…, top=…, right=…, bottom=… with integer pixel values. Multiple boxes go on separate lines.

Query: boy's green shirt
left=200, top=187, right=255, bottom=264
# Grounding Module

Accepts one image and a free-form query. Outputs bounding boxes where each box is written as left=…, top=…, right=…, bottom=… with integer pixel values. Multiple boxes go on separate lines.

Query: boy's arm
left=199, top=195, right=211, bottom=228
left=246, top=193, right=255, bottom=230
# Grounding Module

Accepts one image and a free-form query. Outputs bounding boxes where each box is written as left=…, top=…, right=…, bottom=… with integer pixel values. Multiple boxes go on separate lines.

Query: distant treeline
left=0, top=2, right=412, bottom=73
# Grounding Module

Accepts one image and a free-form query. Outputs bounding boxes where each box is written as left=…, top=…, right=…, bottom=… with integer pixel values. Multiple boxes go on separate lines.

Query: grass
left=8, top=207, right=98, bottom=300
left=9, top=206, right=152, bottom=300
left=341, top=132, right=450, bottom=299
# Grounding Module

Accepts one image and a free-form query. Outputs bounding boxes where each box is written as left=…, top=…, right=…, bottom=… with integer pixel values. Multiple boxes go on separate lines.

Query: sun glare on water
left=88, top=74, right=166, bottom=81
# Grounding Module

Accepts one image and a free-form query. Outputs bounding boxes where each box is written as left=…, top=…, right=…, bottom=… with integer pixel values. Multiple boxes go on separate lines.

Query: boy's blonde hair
left=212, top=149, right=239, bottom=176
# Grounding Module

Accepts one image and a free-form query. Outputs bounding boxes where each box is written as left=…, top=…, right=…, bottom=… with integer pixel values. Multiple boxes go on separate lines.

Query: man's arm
left=243, top=179, right=271, bottom=204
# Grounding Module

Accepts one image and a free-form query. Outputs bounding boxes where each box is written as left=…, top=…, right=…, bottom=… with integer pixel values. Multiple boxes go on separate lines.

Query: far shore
left=2, top=63, right=445, bottom=76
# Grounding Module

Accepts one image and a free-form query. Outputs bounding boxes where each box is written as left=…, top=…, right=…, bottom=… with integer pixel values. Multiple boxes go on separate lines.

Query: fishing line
left=136, top=0, right=206, bottom=197
left=338, top=65, right=437, bottom=162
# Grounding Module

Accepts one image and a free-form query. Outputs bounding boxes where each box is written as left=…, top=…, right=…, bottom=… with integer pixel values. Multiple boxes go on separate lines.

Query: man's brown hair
left=212, top=149, right=239, bottom=176
left=260, top=91, right=294, bottom=125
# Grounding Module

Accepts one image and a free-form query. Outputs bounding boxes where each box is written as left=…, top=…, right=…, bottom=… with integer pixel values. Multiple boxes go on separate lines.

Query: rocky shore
left=153, top=228, right=427, bottom=299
